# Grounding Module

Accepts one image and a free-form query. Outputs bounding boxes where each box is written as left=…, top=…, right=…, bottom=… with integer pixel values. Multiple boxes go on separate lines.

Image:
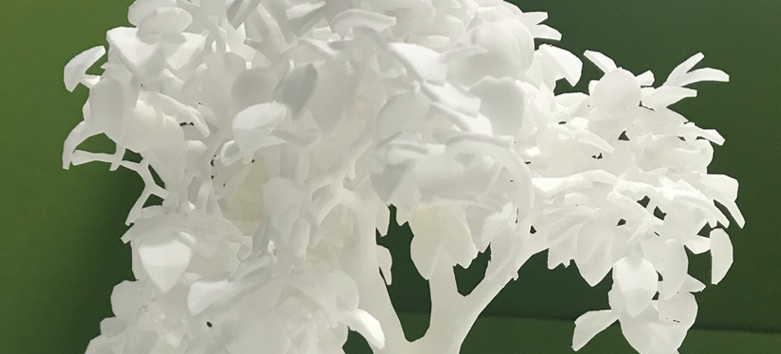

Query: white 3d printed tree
left=63, top=0, right=744, bottom=353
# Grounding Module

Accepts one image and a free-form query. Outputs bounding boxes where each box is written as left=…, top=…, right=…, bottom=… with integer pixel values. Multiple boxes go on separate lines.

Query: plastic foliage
left=62, top=0, right=743, bottom=353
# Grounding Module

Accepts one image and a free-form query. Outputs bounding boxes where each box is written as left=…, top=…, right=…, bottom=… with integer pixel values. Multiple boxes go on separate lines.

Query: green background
left=1, top=0, right=779, bottom=353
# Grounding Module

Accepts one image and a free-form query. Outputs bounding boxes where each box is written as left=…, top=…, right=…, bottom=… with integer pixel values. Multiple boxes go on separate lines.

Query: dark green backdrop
left=1, top=1, right=779, bottom=353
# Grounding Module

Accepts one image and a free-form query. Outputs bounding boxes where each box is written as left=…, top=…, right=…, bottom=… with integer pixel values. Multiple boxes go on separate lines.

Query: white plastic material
left=65, top=1, right=743, bottom=354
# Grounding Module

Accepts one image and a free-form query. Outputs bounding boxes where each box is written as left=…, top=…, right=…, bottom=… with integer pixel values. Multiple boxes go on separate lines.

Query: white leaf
left=342, top=309, right=386, bottom=349
left=388, top=42, right=447, bottom=82
left=376, top=205, right=391, bottom=237
left=376, top=245, right=393, bottom=285
left=593, top=68, right=641, bottom=111
left=682, top=234, right=710, bottom=254
left=238, top=314, right=291, bottom=354
left=128, top=0, right=177, bottom=26
left=698, top=174, right=745, bottom=228
left=636, top=70, right=655, bottom=86
left=306, top=61, right=354, bottom=131
left=572, top=310, right=618, bottom=351
left=110, top=281, right=143, bottom=320
left=87, top=78, right=126, bottom=141
left=164, top=33, right=206, bottom=72
left=661, top=239, right=688, bottom=299
left=64, top=46, right=106, bottom=92
left=276, top=64, right=318, bottom=118
left=122, top=100, right=179, bottom=152
left=138, top=237, right=193, bottom=293
left=409, top=205, right=477, bottom=279
left=330, top=9, right=396, bottom=37
left=106, top=27, right=159, bottom=69
left=470, top=77, right=525, bottom=135
left=679, top=275, right=706, bottom=293
left=575, top=221, right=613, bottom=287
left=539, top=44, right=582, bottom=86
left=232, top=102, right=289, bottom=156
left=421, top=81, right=480, bottom=116
left=613, top=256, right=658, bottom=317
left=666, top=53, right=704, bottom=85
left=449, top=20, right=533, bottom=85
left=642, top=86, right=697, bottom=109
left=710, top=229, right=733, bottom=284
left=658, top=292, right=698, bottom=329
left=584, top=50, right=617, bottom=73
left=138, top=7, right=193, bottom=34
left=188, top=276, right=234, bottom=315
left=618, top=311, right=654, bottom=353
left=408, top=207, right=447, bottom=280
left=664, top=53, right=729, bottom=87
left=231, top=67, right=277, bottom=113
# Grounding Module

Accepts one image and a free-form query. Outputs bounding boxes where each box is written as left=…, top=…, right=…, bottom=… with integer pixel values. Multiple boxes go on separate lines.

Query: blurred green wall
left=0, top=1, right=778, bottom=353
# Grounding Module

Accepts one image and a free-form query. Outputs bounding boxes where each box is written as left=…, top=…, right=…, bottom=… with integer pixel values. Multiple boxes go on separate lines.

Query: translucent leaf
left=710, top=229, right=733, bottom=284
left=572, top=310, right=618, bottom=351
left=138, top=237, right=193, bottom=293
left=64, top=46, right=106, bottom=92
